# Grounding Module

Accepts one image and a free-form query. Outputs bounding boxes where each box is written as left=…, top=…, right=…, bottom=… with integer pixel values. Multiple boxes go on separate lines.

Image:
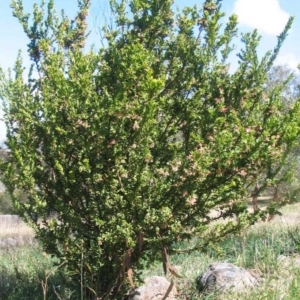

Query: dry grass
left=0, top=215, right=35, bottom=247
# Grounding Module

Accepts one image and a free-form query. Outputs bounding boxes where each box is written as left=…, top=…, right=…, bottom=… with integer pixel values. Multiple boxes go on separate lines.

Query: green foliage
left=0, top=192, right=14, bottom=214
left=0, top=0, right=300, bottom=298
left=262, top=65, right=300, bottom=201
left=0, top=245, right=75, bottom=299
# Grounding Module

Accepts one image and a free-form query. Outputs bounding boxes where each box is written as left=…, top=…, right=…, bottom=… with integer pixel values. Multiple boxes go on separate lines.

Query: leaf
left=54, top=160, right=64, bottom=175
left=238, top=170, right=247, bottom=177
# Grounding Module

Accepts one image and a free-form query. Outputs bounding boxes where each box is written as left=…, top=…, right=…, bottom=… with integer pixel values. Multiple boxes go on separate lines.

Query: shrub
left=1, top=0, right=299, bottom=298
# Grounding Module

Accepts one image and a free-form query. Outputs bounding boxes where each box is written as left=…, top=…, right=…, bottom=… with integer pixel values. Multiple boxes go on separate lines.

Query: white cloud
left=233, top=0, right=290, bottom=36
left=275, top=53, right=300, bottom=73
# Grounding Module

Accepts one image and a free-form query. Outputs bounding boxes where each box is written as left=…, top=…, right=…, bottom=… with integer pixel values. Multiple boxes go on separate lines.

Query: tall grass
left=0, top=216, right=76, bottom=299
left=1, top=204, right=300, bottom=299
left=138, top=204, right=300, bottom=300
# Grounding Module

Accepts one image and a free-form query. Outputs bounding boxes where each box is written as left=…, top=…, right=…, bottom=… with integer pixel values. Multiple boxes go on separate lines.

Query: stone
left=127, top=276, right=177, bottom=300
left=196, top=262, right=258, bottom=294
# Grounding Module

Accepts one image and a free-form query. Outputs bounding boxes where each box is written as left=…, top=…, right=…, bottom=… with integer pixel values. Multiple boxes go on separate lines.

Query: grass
left=0, top=216, right=76, bottom=299
left=1, top=205, right=300, bottom=299
left=138, top=204, right=300, bottom=300
left=0, top=246, right=69, bottom=299
left=0, top=215, right=35, bottom=244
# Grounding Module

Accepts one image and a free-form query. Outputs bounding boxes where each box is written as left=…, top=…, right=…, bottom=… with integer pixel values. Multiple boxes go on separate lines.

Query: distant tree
left=0, top=191, right=13, bottom=214
left=0, top=147, right=12, bottom=214
left=0, top=0, right=300, bottom=298
left=259, top=65, right=300, bottom=202
left=0, top=147, right=28, bottom=214
left=268, top=65, right=300, bottom=109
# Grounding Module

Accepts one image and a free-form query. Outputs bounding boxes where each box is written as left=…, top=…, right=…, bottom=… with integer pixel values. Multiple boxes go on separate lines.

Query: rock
left=127, top=276, right=177, bottom=300
left=196, top=262, right=258, bottom=294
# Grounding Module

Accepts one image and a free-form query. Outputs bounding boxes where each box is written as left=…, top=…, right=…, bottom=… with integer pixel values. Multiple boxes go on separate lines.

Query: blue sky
left=0, top=0, right=300, bottom=142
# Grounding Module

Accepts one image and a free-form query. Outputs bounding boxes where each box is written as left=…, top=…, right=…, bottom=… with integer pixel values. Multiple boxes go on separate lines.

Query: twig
left=162, top=279, right=174, bottom=300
